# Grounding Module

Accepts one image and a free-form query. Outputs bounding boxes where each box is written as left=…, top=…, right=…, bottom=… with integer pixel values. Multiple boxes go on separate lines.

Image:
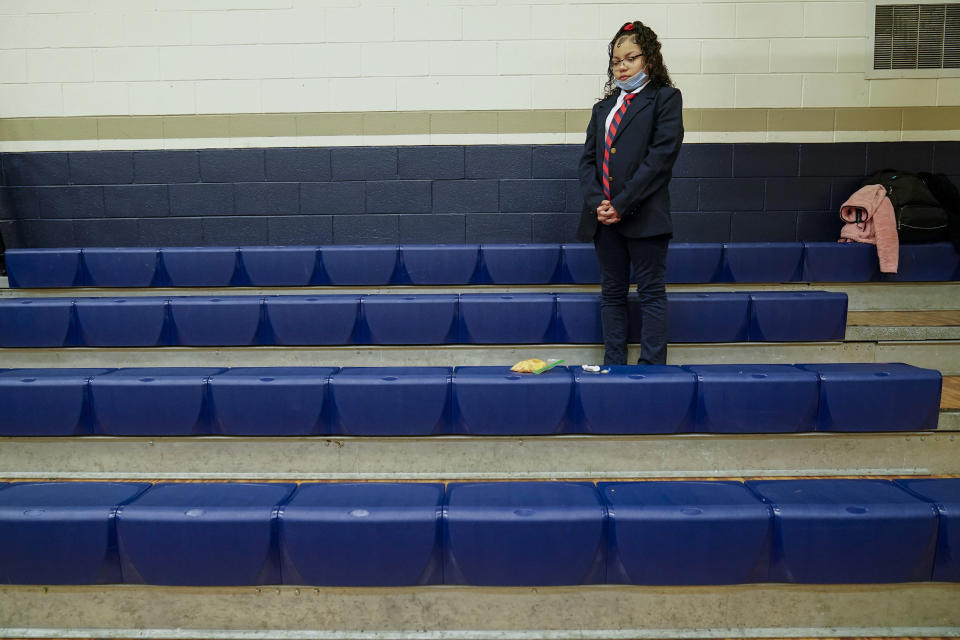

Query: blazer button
left=610, top=147, right=616, bottom=154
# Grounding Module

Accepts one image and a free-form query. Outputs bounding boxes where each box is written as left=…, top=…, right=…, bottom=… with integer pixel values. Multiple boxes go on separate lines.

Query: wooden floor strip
left=942, top=376, right=960, bottom=409
left=847, top=310, right=960, bottom=326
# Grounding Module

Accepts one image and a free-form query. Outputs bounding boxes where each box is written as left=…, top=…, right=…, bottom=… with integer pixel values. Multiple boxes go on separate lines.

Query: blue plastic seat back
left=208, top=367, right=338, bottom=436
left=895, top=478, right=960, bottom=581
left=721, top=243, right=803, bottom=283
left=117, top=482, right=295, bottom=586
left=560, top=244, right=600, bottom=284
left=0, top=368, right=112, bottom=436
left=168, top=296, right=263, bottom=346
left=0, top=298, right=75, bottom=348
left=479, top=244, right=562, bottom=284
left=660, top=293, right=751, bottom=343
left=360, top=295, right=459, bottom=344
left=400, top=245, right=480, bottom=285
left=452, top=366, right=573, bottom=435
left=601, top=481, right=771, bottom=585
left=82, top=248, right=160, bottom=288
left=572, top=365, right=696, bottom=434
left=665, top=243, right=723, bottom=284
left=319, top=245, right=399, bottom=285
left=444, top=482, right=606, bottom=586
left=90, top=367, right=224, bottom=436
left=747, top=479, right=938, bottom=583
left=685, top=364, right=820, bottom=433
left=459, top=293, right=556, bottom=344
left=0, top=482, right=149, bottom=584
left=74, top=297, right=169, bottom=347
left=238, top=246, right=319, bottom=286
left=329, top=367, right=452, bottom=436
left=797, top=363, right=941, bottom=431
left=802, top=242, right=879, bottom=282
left=748, top=291, right=847, bottom=341
left=555, top=294, right=602, bottom=343
left=889, top=242, right=960, bottom=282
left=5, top=249, right=82, bottom=288
left=280, top=483, right=444, bottom=586
left=263, top=295, right=360, bottom=346
left=159, top=247, right=239, bottom=287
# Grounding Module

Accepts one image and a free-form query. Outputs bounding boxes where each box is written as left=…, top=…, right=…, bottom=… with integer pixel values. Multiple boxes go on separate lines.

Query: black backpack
left=919, top=172, right=960, bottom=251
left=861, top=169, right=949, bottom=243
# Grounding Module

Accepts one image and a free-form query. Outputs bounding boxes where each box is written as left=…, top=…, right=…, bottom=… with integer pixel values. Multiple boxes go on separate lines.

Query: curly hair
left=602, top=20, right=673, bottom=99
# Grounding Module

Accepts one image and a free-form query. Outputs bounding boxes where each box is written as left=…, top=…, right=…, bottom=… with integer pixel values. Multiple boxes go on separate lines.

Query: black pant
left=594, top=225, right=670, bottom=365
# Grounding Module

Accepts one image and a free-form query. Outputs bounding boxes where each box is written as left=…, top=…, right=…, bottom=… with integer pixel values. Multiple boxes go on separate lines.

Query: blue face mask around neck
left=615, top=69, right=648, bottom=92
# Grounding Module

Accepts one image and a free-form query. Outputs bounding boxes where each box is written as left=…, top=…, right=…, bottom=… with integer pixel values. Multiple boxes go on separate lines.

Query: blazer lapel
left=595, top=95, right=618, bottom=160
left=611, top=84, right=657, bottom=144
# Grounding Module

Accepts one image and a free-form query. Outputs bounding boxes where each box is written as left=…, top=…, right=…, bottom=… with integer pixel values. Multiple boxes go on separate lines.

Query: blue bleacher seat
left=0, top=368, right=111, bottom=436
left=90, top=367, right=224, bottom=436
left=459, top=293, right=556, bottom=343
left=82, top=248, right=160, bottom=288
left=263, top=295, right=360, bottom=345
left=279, top=483, right=444, bottom=586
left=400, top=245, right=480, bottom=285
left=802, top=242, right=879, bottom=282
left=721, top=243, right=803, bottom=283
left=554, top=293, right=602, bottom=343
left=209, top=367, right=337, bottom=436
left=444, top=482, right=606, bottom=586
left=896, top=478, right=960, bottom=581
left=329, top=367, right=451, bottom=436
left=360, top=294, right=459, bottom=344
left=685, top=365, right=820, bottom=433
left=319, top=245, right=399, bottom=285
left=168, top=296, right=263, bottom=346
left=797, top=363, right=942, bottom=431
left=0, top=298, right=75, bottom=347
left=748, top=291, right=847, bottom=342
left=748, top=479, right=938, bottom=583
left=452, top=366, right=572, bottom=435
left=666, top=243, right=723, bottom=284
left=890, top=242, right=960, bottom=282
left=0, top=482, right=148, bottom=584
left=572, top=365, right=696, bottom=434
left=74, top=297, right=168, bottom=347
left=479, top=244, right=562, bottom=284
left=116, top=482, right=295, bottom=586
left=5, top=248, right=82, bottom=288
left=159, top=247, right=239, bottom=287
left=601, top=481, right=771, bottom=585
left=238, top=246, right=319, bottom=286
left=560, top=244, right=600, bottom=284
left=661, top=293, right=751, bottom=343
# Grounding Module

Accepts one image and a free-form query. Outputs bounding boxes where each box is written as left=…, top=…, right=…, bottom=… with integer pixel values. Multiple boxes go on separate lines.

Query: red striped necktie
left=602, top=92, right=636, bottom=199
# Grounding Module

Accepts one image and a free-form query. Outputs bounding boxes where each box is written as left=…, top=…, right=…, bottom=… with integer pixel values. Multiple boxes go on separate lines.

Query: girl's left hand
left=597, top=201, right=621, bottom=225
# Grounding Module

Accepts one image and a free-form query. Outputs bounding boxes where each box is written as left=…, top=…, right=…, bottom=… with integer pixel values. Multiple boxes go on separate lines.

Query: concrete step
left=1, top=583, right=957, bottom=639
left=3, top=428, right=957, bottom=481
left=2, top=339, right=958, bottom=373
left=2, top=281, right=959, bottom=312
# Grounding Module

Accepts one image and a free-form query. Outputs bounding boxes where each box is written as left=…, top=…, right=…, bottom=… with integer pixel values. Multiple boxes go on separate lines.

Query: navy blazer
left=577, top=83, right=684, bottom=241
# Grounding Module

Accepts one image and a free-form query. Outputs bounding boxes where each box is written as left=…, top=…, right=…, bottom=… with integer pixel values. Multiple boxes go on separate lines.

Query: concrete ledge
left=1, top=584, right=958, bottom=638
left=2, top=431, right=956, bottom=481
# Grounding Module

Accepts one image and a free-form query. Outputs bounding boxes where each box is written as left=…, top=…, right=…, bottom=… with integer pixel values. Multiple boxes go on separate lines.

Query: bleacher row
left=0, top=363, right=941, bottom=436
left=6, top=241, right=960, bottom=288
left=0, top=478, right=957, bottom=587
left=0, top=290, right=848, bottom=347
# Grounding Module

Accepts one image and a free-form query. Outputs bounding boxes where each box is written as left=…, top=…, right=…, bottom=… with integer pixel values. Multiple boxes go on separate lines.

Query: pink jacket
left=839, top=184, right=899, bottom=273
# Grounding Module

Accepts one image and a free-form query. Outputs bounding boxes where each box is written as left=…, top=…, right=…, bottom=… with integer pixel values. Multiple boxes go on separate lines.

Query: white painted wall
left=0, top=0, right=956, bottom=118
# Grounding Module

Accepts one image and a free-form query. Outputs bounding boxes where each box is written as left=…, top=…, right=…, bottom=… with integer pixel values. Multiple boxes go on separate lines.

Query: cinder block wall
left=0, top=1, right=957, bottom=247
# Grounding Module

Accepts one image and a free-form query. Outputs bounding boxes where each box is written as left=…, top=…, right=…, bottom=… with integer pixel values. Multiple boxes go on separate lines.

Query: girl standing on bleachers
left=577, top=21, right=684, bottom=365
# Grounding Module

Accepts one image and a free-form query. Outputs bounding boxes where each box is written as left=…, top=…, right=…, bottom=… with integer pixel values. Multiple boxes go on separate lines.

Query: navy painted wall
left=0, top=142, right=957, bottom=248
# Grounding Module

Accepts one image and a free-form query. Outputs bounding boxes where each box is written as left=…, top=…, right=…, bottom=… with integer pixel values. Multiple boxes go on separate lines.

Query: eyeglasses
left=610, top=54, right=643, bottom=68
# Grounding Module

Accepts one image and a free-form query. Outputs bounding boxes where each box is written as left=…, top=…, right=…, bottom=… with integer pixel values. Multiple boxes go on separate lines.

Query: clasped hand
left=596, top=200, right=621, bottom=225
